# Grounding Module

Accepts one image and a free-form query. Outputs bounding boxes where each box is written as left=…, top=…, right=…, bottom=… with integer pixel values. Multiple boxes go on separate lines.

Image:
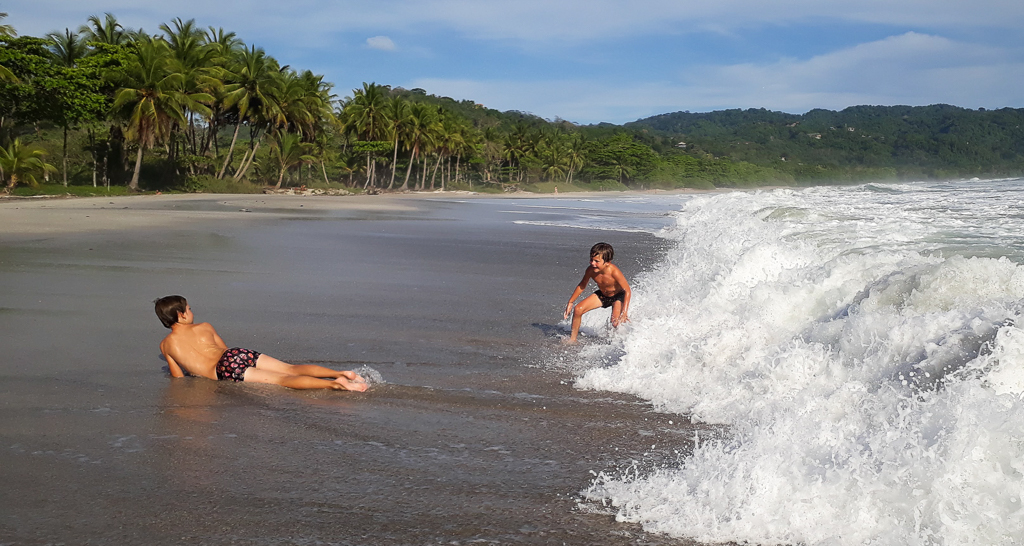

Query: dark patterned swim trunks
left=215, top=347, right=262, bottom=382
left=595, top=290, right=626, bottom=308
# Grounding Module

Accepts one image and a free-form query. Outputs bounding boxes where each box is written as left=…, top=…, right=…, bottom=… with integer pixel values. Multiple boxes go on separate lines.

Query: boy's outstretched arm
left=564, top=272, right=593, bottom=319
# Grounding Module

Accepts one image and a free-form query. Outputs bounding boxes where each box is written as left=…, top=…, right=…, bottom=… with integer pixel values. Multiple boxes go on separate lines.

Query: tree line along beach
left=3, top=12, right=1024, bottom=198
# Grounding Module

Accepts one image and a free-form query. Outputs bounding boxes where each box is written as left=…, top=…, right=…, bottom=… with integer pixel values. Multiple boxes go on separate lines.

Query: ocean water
left=559, top=181, right=1024, bottom=545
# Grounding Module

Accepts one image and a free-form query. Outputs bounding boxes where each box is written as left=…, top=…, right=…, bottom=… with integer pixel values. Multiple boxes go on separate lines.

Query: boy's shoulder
left=602, top=263, right=624, bottom=275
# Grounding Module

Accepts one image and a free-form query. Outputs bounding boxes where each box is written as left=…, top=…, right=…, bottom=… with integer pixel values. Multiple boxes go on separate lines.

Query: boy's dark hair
left=155, top=295, right=188, bottom=328
left=590, top=242, right=614, bottom=262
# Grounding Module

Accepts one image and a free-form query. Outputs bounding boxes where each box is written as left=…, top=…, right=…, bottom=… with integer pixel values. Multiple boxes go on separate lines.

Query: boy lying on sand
left=155, top=295, right=367, bottom=391
left=563, top=242, right=632, bottom=343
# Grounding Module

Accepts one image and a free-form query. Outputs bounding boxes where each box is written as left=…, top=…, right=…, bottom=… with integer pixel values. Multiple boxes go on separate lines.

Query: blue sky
left=5, top=0, right=1024, bottom=124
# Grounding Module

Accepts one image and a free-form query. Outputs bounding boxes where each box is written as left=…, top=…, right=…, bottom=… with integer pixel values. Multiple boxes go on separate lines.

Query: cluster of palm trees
left=85, top=15, right=334, bottom=190
left=2, top=12, right=606, bottom=192
left=6, top=13, right=333, bottom=191
left=340, top=83, right=480, bottom=191
left=338, top=83, right=590, bottom=191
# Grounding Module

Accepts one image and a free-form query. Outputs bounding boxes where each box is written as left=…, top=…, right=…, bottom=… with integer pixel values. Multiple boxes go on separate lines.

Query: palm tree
left=160, top=18, right=218, bottom=164
left=565, top=133, right=586, bottom=184
left=0, top=12, right=17, bottom=39
left=217, top=45, right=280, bottom=179
left=503, top=122, right=539, bottom=183
left=480, top=126, right=504, bottom=184
left=310, top=130, right=335, bottom=185
left=0, top=11, right=15, bottom=81
left=0, top=139, right=57, bottom=192
left=336, top=151, right=364, bottom=187
left=401, top=103, right=438, bottom=190
left=203, top=26, right=242, bottom=54
left=344, top=82, right=387, bottom=187
left=269, top=131, right=313, bottom=189
left=538, top=137, right=570, bottom=182
left=610, top=157, right=633, bottom=184
left=382, top=96, right=410, bottom=189
left=45, top=29, right=97, bottom=186
left=112, top=39, right=189, bottom=190
left=46, top=28, right=90, bottom=67
left=0, top=64, right=15, bottom=83
left=274, top=69, right=332, bottom=139
left=199, top=27, right=243, bottom=159
left=79, top=13, right=128, bottom=46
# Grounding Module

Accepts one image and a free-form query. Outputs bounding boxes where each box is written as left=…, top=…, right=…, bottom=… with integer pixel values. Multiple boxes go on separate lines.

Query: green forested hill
left=629, top=105, right=1024, bottom=180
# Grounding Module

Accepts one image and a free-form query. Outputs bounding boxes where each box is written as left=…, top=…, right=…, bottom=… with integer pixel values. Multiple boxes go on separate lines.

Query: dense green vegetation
left=1, top=12, right=1022, bottom=196
left=630, top=105, right=1024, bottom=180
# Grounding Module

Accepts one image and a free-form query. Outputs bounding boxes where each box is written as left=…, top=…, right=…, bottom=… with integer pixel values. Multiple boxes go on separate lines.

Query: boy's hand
left=564, top=302, right=573, bottom=320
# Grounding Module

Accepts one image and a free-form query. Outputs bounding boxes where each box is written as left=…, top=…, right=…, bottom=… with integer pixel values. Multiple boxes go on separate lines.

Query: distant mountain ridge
left=626, top=104, right=1024, bottom=179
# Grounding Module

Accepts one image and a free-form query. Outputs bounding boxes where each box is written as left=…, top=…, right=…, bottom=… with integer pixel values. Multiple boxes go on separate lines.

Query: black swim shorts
left=595, top=290, right=625, bottom=308
left=215, top=347, right=262, bottom=382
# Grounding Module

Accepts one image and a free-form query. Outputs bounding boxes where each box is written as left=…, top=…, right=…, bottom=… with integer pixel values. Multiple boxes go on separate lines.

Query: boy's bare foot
left=335, top=376, right=368, bottom=392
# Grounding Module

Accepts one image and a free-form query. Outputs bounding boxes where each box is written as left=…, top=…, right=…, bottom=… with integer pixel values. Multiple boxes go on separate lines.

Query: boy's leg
left=610, top=301, right=624, bottom=327
left=252, top=355, right=367, bottom=391
left=243, top=367, right=360, bottom=390
left=256, top=354, right=363, bottom=380
left=569, top=294, right=603, bottom=342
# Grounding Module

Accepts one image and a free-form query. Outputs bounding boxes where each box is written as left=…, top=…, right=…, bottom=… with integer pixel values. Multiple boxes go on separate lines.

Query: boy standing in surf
left=563, top=242, right=632, bottom=343
left=154, top=295, right=367, bottom=391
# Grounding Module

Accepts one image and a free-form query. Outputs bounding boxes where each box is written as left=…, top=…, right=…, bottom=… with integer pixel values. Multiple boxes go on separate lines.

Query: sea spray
left=573, top=183, right=1024, bottom=545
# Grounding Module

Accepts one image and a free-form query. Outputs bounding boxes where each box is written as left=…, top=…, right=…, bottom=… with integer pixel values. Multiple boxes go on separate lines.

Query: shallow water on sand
left=0, top=195, right=700, bottom=545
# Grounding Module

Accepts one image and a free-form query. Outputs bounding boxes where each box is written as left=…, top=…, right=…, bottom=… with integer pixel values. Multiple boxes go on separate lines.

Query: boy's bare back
left=160, top=321, right=228, bottom=380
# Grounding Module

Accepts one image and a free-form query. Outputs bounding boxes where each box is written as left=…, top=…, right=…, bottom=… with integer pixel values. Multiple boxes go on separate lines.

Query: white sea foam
left=573, top=181, right=1024, bottom=545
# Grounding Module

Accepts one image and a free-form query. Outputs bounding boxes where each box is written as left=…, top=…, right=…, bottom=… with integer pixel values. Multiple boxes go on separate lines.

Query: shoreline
left=0, top=186, right=756, bottom=238
left=0, top=189, right=703, bottom=237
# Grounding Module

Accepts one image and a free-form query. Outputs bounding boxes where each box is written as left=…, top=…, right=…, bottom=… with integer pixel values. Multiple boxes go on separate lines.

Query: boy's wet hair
left=590, top=242, right=614, bottom=262
left=154, top=295, right=188, bottom=328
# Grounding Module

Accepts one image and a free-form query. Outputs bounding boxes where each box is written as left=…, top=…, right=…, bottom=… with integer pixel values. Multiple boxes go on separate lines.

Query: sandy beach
left=0, top=193, right=704, bottom=545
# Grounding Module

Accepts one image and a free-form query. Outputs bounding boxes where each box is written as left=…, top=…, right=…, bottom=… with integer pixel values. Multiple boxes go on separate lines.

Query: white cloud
left=366, top=35, right=397, bottom=51
left=413, top=33, right=1024, bottom=123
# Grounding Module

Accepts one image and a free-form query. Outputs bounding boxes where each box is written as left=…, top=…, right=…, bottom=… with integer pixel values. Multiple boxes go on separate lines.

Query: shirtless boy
left=563, top=242, right=632, bottom=343
left=155, top=295, right=367, bottom=391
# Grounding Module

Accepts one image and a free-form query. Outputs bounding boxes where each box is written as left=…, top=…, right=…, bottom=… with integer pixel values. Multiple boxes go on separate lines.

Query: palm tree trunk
left=401, top=146, right=416, bottom=190
left=234, top=148, right=252, bottom=176
left=321, top=159, right=329, bottom=186
left=62, top=125, right=68, bottom=187
left=217, top=123, right=241, bottom=179
left=233, top=140, right=261, bottom=181
left=363, top=154, right=372, bottom=189
left=129, top=145, right=143, bottom=191
left=275, top=166, right=285, bottom=189
left=388, top=135, right=399, bottom=189
left=430, top=154, right=442, bottom=189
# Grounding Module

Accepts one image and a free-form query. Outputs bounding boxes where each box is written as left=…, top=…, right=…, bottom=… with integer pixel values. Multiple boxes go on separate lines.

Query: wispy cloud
left=414, top=33, right=1024, bottom=123
left=366, top=35, right=397, bottom=51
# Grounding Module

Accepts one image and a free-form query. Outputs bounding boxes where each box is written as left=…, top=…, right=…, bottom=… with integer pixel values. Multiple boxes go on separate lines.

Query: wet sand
left=0, top=194, right=709, bottom=545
